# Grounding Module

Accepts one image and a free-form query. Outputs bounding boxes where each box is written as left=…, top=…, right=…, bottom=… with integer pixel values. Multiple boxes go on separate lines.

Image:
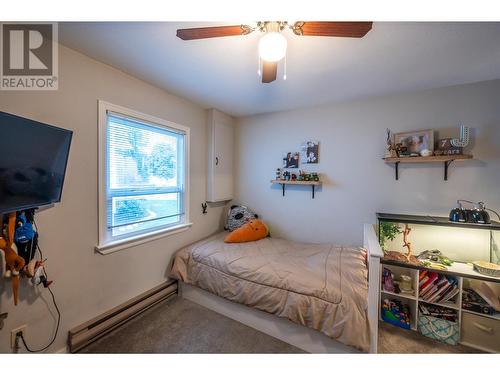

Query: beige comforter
left=169, top=232, right=370, bottom=351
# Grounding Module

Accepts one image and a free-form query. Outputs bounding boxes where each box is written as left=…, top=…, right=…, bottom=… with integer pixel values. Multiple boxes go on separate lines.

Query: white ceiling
left=59, top=22, right=500, bottom=117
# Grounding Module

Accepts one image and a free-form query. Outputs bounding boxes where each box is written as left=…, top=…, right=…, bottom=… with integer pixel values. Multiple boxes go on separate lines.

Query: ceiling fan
left=176, top=21, right=373, bottom=83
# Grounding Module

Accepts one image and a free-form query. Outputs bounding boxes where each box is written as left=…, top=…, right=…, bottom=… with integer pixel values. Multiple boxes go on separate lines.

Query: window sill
left=95, top=222, right=193, bottom=255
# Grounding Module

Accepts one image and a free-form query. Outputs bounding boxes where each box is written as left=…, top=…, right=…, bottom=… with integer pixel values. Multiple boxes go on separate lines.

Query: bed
left=170, top=225, right=383, bottom=353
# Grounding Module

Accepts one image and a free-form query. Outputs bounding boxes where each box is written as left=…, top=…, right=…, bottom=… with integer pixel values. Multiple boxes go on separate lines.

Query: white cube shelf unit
left=380, top=259, right=500, bottom=353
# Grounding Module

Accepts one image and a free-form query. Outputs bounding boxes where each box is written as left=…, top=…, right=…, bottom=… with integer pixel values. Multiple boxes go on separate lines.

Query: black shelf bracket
left=279, top=183, right=317, bottom=199
left=444, top=160, right=453, bottom=181
left=392, top=159, right=456, bottom=181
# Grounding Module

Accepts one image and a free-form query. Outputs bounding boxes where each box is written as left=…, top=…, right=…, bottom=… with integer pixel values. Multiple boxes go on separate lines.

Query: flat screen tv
left=0, top=111, right=73, bottom=214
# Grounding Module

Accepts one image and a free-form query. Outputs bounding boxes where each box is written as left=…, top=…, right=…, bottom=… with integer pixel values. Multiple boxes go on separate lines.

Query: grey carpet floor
left=80, top=296, right=305, bottom=353
left=80, top=296, right=481, bottom=354
left=378, top=321, right=481, bottom=354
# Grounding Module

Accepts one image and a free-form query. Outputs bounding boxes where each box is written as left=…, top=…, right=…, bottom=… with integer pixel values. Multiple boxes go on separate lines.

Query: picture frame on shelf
left=394, top=129, right=434, bottom=156
left=282, top=152, right=299, bottom=168
left=300, top=140, right=319, bottom=164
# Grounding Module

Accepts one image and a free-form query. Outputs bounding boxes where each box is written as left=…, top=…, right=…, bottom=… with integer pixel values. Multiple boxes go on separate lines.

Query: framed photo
left=301, top=140, right=319, bottom=164
left=394, top=129, right=434, bottom=155
left=283, top=152, right=299, bottom=168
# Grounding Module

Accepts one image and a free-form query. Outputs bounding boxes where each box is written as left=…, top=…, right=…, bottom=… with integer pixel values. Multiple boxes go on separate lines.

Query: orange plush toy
left=0, top=213, right=26, bottom=305
left=224, top=219, right=269, bottom=243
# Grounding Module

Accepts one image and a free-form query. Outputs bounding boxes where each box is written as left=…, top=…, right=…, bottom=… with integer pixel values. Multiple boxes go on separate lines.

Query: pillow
left=224, top=219, right=269, bottom=243
left=225, top=205, right=258, bottom=232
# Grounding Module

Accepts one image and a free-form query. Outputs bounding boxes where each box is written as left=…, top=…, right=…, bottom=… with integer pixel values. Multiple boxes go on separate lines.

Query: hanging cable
left=283, top=53, right=287, bottom=80
left=257, top=53, right=261, bottom=76
left=18, top=217, right=61, bottom=353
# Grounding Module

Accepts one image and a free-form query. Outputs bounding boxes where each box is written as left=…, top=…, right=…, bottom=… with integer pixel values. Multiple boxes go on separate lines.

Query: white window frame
left=96, top=100, right=191, bottom=254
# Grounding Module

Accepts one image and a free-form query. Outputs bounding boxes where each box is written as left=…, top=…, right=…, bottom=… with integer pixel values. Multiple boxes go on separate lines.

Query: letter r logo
left=2, top=24, right=53, bottom=76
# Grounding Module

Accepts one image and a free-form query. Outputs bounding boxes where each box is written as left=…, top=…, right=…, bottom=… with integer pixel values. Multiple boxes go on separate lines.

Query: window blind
left=106, top=112, right=185, bottom=238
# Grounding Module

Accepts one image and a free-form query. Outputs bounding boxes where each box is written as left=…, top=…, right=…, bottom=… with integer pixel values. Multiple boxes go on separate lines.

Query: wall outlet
left=11, top=325, right=27, bottom=349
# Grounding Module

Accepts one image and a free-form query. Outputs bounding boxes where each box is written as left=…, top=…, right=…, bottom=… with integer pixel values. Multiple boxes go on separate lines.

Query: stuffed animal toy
left=0, top=213, right=26, bottom=305
left=14, top=212, right=38, bottom=265
left=224, top=219, right=269, bottom=243
left=225, top=205, right=258, bottom=232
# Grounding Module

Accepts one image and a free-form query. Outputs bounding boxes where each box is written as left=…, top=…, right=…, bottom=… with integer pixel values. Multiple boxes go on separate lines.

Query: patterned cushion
left=224, top=205, right=258, bottom=232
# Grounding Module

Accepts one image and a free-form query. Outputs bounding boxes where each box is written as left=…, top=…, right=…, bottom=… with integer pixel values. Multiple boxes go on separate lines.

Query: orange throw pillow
left=224, top=219, right=269, bottom=243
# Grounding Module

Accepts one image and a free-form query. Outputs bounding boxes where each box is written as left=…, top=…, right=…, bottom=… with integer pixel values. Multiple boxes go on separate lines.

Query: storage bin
left=381, top=299, right=412, bottom=330
left=417, top=315, right=459, bottom=345
left=461, top=312, right=500, bottom=353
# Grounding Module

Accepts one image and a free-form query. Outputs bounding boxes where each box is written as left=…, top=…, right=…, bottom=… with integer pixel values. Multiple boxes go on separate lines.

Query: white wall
left=235, top=79, right=500, bottom=246
left=0, top=45, right=230, bottom=352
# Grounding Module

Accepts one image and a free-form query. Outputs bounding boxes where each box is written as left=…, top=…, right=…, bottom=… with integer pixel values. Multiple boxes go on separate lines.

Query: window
left=97, top=101, right=190, bottom=253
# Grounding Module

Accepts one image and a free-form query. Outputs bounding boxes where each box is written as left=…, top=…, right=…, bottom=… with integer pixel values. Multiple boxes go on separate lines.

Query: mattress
left=169, top=232, right=370, bottom=351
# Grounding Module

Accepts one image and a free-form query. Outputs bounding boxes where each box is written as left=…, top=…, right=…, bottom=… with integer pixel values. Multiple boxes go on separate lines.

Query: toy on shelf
left=382, top=268, right=395, bottom=293
left=0, top=212, right=26, bottom=305
left=417, top=249, right=453, bottom=270
left=381, top=298, right=412, bottom=330
left=382, top=267, right=414, bottom=295
left=295, top=170, right=321, bottom=182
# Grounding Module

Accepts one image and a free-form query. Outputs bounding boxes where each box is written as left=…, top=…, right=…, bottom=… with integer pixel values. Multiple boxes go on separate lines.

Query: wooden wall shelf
left=270, top=180, right=321, bottom=199
left=383, top=154, right=473, bottom=181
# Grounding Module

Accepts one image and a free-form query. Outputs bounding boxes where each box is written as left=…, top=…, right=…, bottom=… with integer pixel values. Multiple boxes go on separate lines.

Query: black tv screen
left=0, top=111, right=73, bottom=214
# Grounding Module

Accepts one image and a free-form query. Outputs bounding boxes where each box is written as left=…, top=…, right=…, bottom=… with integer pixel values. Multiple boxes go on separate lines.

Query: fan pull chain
left=257, top=55, right=261, bottom=76
left=283, top=53, right=287, bottom=80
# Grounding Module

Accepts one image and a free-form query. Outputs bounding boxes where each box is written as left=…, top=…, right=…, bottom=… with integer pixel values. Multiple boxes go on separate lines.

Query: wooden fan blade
left=176, top=25, right=252, bottom=40
left=261, top=61, right=277, bottom=83
left=293, top=22, right=372, bottom=38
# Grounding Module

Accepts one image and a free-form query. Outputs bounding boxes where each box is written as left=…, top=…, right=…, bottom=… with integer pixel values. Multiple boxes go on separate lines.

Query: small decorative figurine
left=395, top=143, right=409, bottom=157
left=420, top=149, right=432, bottom=157
left=291, top=173, right=297, bottom=181
left=276, top=168, right=282, bottom=180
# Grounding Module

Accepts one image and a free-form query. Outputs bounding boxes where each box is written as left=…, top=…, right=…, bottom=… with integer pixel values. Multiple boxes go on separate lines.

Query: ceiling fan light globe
left=258, top=32, right=287, bottom=62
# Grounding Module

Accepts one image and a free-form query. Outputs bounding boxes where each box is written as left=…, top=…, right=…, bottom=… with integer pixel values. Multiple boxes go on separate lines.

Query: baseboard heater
left=68, top=281, right=177, bottom=353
